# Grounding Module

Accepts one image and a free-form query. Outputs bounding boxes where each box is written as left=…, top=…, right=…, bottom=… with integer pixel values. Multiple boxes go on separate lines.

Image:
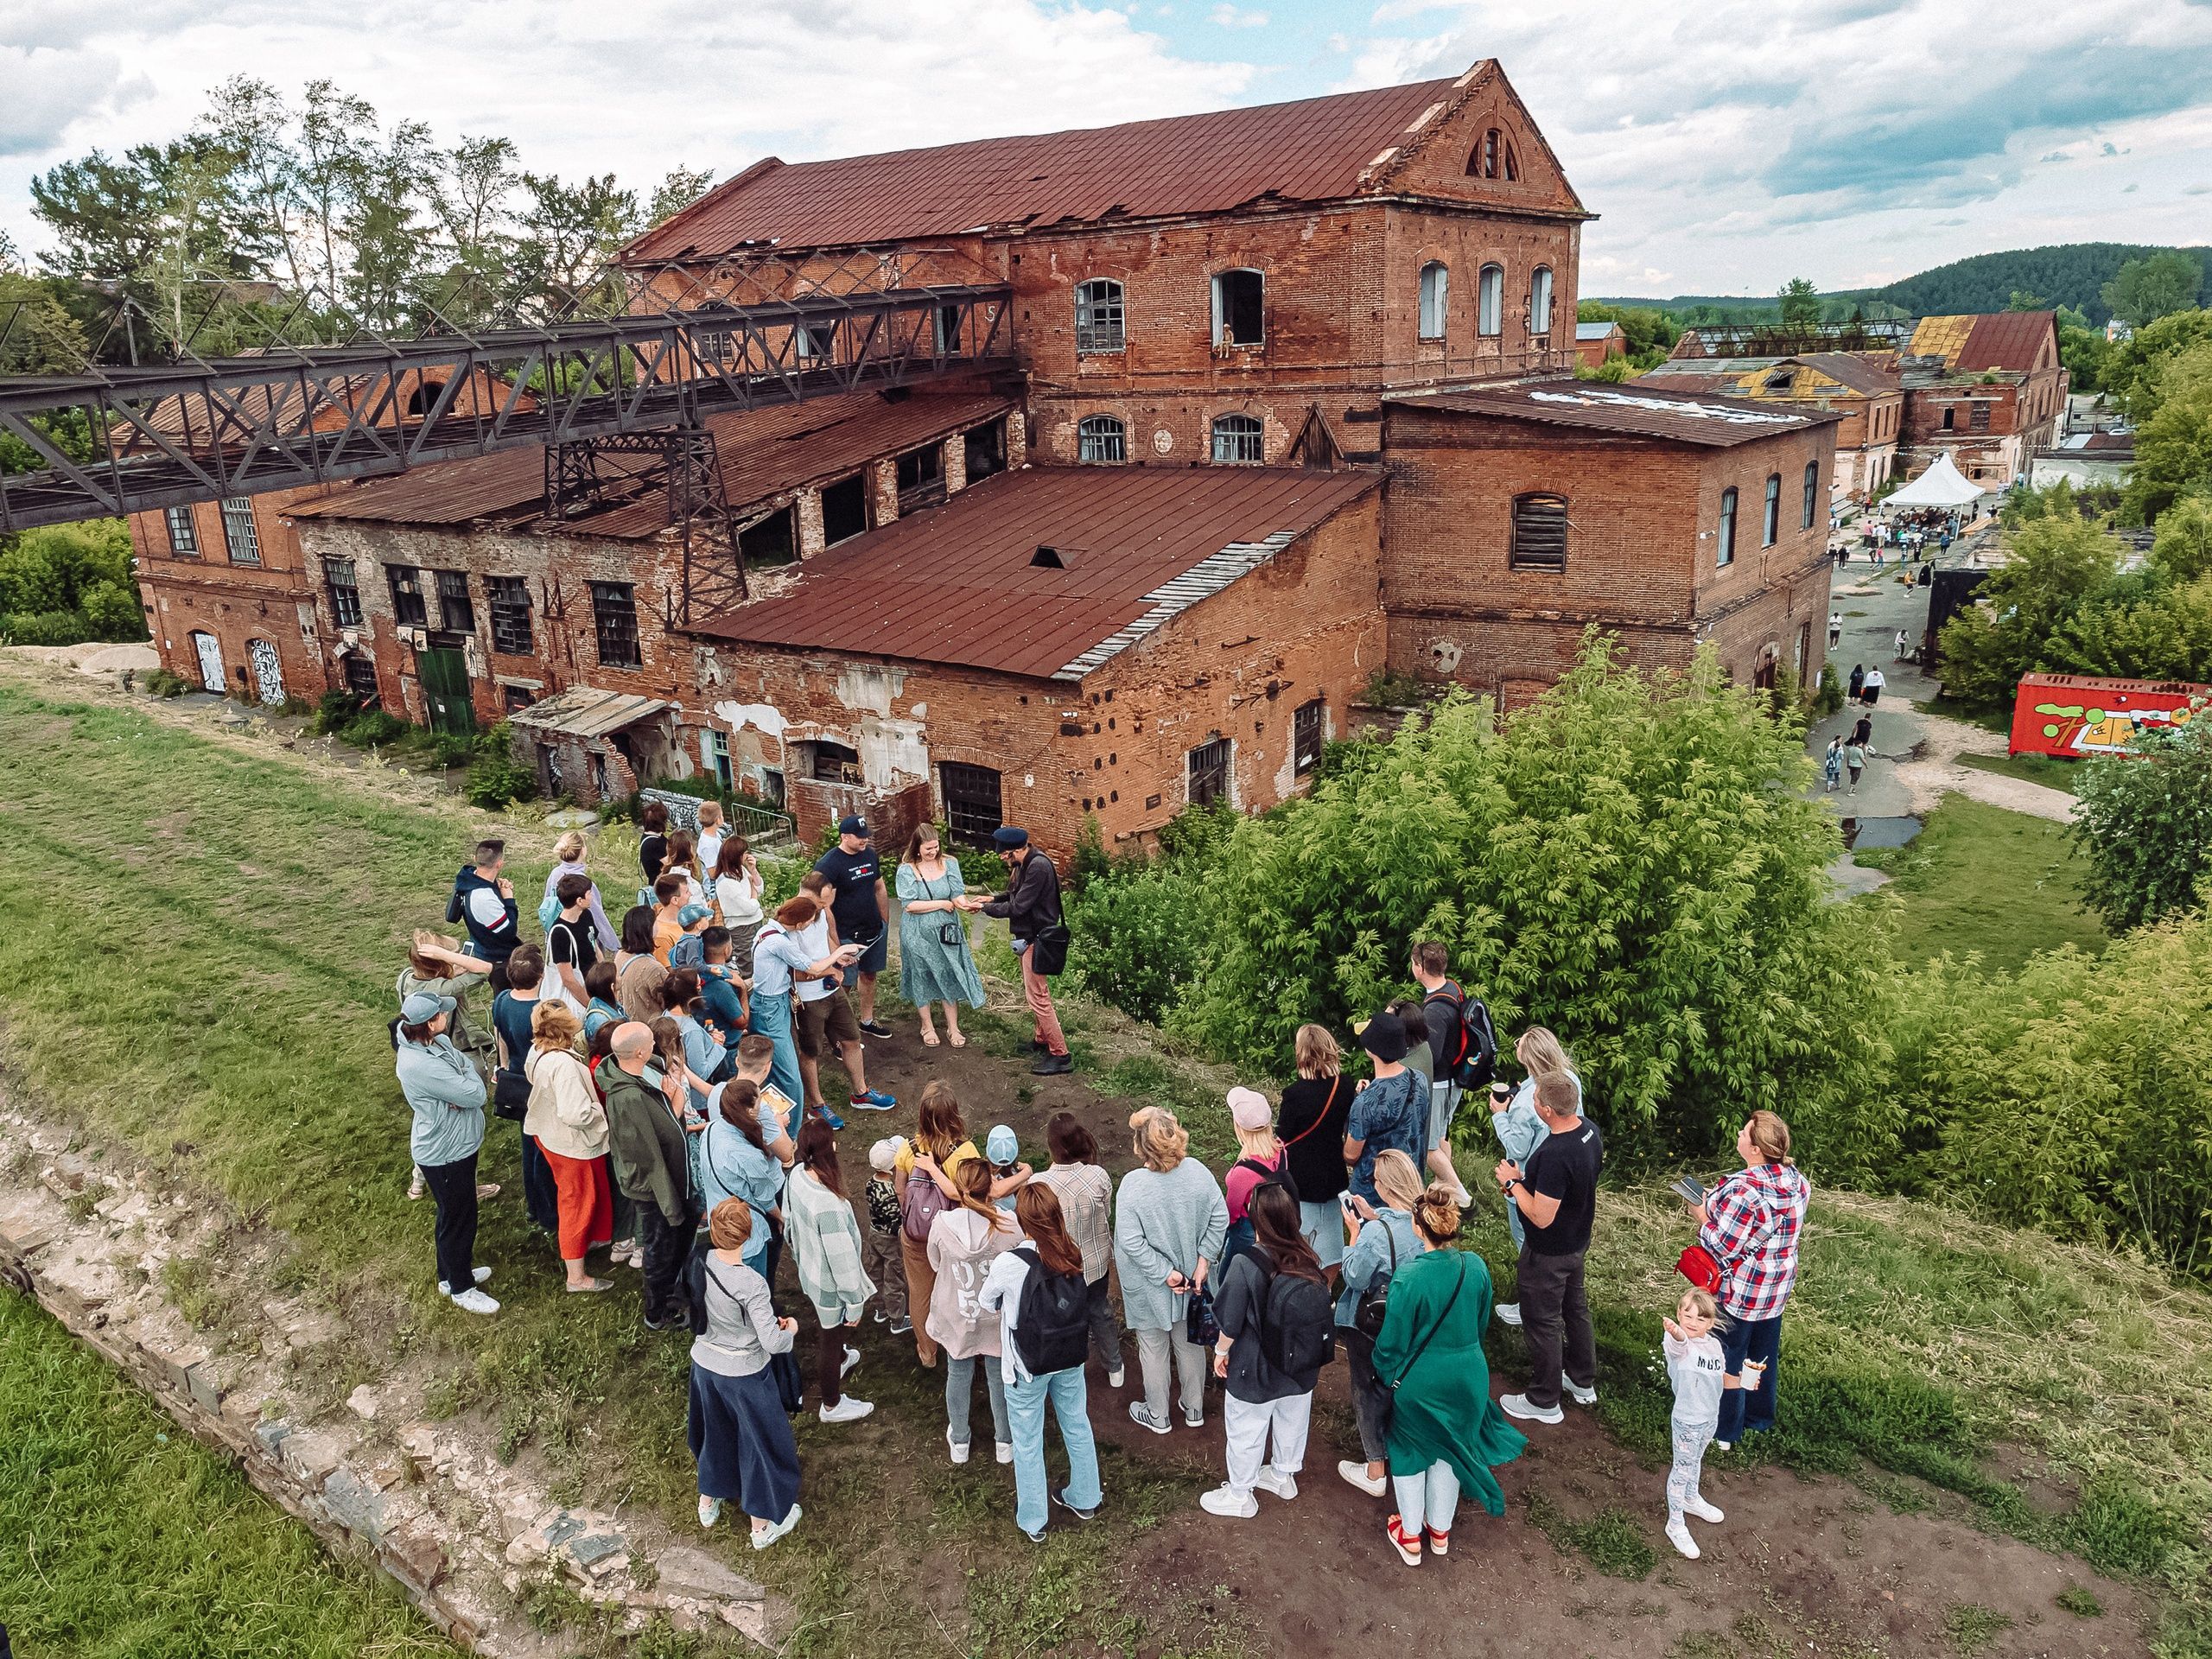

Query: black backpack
left=1258, top=1258, right=1338, bottom=1378
left=1012, top=1246, right=1091, bottom=1376
left=1427, top=979, right=1499, bottom=1089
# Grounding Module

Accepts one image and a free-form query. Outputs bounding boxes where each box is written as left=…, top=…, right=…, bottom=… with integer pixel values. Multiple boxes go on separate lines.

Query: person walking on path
left=1860, top=665, right=1885, bottom=708
left=980, top=1183, right=1106, bottom=1542
left=1115, top=1107, right=1228, bottom=1435
left=1372, top=1185, right=1527, bottom=1566
left=1828, top=611, right=1843, bottom=651
left=523, top=1000, right=614, bottom=1293
left=1847, top=663, right=1865, bottom=703
left=897, top=824, right=988, bottom=1046
left=966, top=826, right=1071, bottom=1076
left=1844, top=738, right=1866, bottom=795
left=687, top=1198, right=803, bottom=1550
left=1692, top=1110, right=1809, bottom=1450
left=1199, top=1181, right=1334, bottom=1518
left=813, top=815, right=894, bottom=1038
left=1488, top=1027, right=1581, bottom=1327
left=1334, top=1149, right=1424, bottom=1497
left=894, top=1082, right=982, bottom=1368
left=603, top=1022, right=697, bottom=1331
left=784, top=1118, right=877, bottom=1424
left=931, top=1155, right=1018, bottom=1463
left=1822, top=736, right=1844, bottom=793
left=1342, top=1013, right=1427, bottom=1207
left=395, top=991, right=497, bottom=1314
left=1661, top=1286, right=1730, bottom=1559
left=1496, top=1073, right=1602, bottom=1426
left=1276, top=1024, right=1353, bottom=1274
left=1032, top=1112, right=1120, bottom=1383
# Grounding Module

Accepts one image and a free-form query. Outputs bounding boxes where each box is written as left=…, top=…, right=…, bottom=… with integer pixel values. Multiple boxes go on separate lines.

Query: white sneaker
left=698, top=1496, right=721, bottom=1529
left=1494, top=1301, right=1523, bottom=1326
left=437, top=1266, right=493, bottom=1293
left=1182, top=1406, right=1205, bottom=1430
left=1106, top=1368, right=1124, bottom=1389
left=841, top=1345, right=861, bottom=1379
left=945, top=1426, right=970, bottom=1465
left=1198, top=1484, right=1257, bottom=1518
left=1566, top=1380, right=1599, bottom=1407
left=407, top=1170, right=425, bottom=1201
left=1685, top=1495, right=1726, bottom=1524
left=1338, top=1460, right=1388, bottom=1497
left=448, top=1287, right=499, bottom=1315
left=1667, top=1517, right=1700, bottom=1560
left=1500, top=1392, right=1562, bottom=1425
left=750, top=1503, right=802, bottom=1551
left=1252, top=1467, right=1299, bottom=1501
left=820, top=1396, right=874, bottom=1424
left=995, top=1441, right=1014, bottom=1466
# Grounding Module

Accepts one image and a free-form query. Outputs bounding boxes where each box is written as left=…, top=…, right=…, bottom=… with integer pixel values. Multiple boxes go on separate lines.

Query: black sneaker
left=1030, top=1038, right=1050, bottom=1053
left=1031, top=1053, right=1073, bottom=1077
left=859, top=1019, right=893, bottom=1039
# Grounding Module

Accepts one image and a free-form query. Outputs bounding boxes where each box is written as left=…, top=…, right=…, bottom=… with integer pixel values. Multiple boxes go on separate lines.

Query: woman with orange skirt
left=524, top=1001, right=615, bottom=1292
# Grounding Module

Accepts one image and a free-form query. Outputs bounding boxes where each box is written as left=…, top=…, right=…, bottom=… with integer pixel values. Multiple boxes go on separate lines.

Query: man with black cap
left=963, top=826, right=1070, bottom=1075
left=1340, top=1011, right=1426, bottom=1205
left=814, top=815, right=893, bottom=1037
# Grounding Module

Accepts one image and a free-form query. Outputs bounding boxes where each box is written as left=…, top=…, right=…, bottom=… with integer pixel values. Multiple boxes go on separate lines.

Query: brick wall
left=131, top=488, right=335, bottom=702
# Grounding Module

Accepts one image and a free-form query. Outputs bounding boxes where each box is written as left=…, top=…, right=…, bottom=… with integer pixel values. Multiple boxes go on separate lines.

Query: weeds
left=1526, top=1491, right=1657, bottom=1579
left=1943, top=1603, right=2012, bottom=1655
left=2056, top=1585, right=2105, bottom=1617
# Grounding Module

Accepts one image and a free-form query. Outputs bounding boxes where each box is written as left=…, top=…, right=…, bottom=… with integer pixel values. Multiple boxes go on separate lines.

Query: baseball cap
left=400, top=991, right=456, bottom=1024
left=677, top=902, right=713, bottom=928
left=991, top=825, right=1030, bottom=849
left=985, top=1123, right=1020, bottom=1165
left=1357, top=1010, right=1408, bottom=1065
left=868, top=1135, right=902, bottom=1173
left=838, top=815, right=869, bottom=837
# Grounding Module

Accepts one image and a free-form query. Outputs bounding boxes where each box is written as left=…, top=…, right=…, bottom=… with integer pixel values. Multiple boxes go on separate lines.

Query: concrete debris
left=346, top=1384, right=378, bottom=1420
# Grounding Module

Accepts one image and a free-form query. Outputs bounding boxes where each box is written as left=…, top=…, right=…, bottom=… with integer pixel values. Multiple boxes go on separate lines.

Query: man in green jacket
left=604, top=1021, right=696, bottom=1329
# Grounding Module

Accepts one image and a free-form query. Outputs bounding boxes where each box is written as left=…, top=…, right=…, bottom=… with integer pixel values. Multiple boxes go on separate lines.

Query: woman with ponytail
left=1690, top=1109, right=1808, bottom=1449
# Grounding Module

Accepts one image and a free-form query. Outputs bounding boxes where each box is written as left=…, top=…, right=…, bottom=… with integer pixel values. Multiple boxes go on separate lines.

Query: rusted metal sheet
left=1389, top=382, right=1841, bottom=447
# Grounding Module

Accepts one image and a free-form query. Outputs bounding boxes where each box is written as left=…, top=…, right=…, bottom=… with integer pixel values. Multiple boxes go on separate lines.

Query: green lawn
left=1958, top=749, right=2084, bottom=795
left=1852, top=794, right=2106, bottom=969
left=0, top=1289, right=446, bottom=1656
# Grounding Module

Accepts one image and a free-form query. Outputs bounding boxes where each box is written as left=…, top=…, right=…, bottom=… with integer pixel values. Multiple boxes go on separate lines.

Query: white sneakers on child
left=448, top=1288, right=499, bottom=1315
left=1684, top=1494, right=1725, bottom=1523
left=841, top=1346, right=861, bottom=1379
left=1667, top=1518, right=1700, bottom=1559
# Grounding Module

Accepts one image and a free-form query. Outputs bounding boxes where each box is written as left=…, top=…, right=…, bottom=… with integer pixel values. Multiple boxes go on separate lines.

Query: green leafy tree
left=2122, top=342, right=2212, bottom=524
left=2055, top=303, right=2110, bottom=391
left=2101, top=308, right=2212, bottom=420
left=516, top=172, right=641, bottom=311
left=1166, top=638, right=1892, bottom=1162
left=2070, top=714, right=2212, bottom=930
left=2007, top=289, right=2050, bottom=311
left=2152, top=496, right=2212, bottom=582
left=2101, top=251, right=2205, bottom=332
left=1937, top=510, right=2121, bottom=707
left=647, top=166, right=715, bottom=229
left=1777, top=276, right=1822, bottom=330
left=0, top=520, right=143, bottom=644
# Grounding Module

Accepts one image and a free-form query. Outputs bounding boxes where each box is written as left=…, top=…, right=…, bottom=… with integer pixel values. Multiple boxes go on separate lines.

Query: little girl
left=1662, top=1286, right=1729, bottom=1559
left=1821, top=736, right=1843, bottom=793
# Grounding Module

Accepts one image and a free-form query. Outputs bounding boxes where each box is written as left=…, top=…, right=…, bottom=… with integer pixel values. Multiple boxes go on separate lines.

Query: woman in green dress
left=894, top=825, right=988, bottom=1047
left=1370, top=1184, right=1526, bottom=1566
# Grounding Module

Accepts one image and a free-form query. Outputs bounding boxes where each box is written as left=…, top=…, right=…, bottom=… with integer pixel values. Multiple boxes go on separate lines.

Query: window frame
left=220, top=497, right=260, bottom=565
left=1292, top=698, right=1325, bottom=777
left=1210, top=414, right=1264, bottom=465
left=486, top=575, right=533, bottom=655
left=1074, top=278, right=1126, bottom=355
left=1529, top=265, right=1554, bottom=336
left=806, top=740, right=862, bottom=785
left=1186, top=735, right=1232, bottom=807
left=1478, top=264, right=1503, bottom=338
left=435, top=569, right=475, bottom=633
left=940, top=760, right=1006, bottom=842
left=1718, top=486, right=1738, bottom=567
left=1418, top=262, right=1449, bottom=341
left=1211, top=269, right=1264, bottom=348
left=1509, top=491, right=1570, bottom=572
left=588, top=580, right=642, bottom=671
left=325, top=556, right=363, bottom=629
left=1077, top=415, right=1128, bottom=465
left=386, top=564, right=429, bottom=628
left=163, top=505, right=199, bottom=557
left=1762, top=474, right=1782, bottom=548
left=1802, top=461, right=1820, bottom=530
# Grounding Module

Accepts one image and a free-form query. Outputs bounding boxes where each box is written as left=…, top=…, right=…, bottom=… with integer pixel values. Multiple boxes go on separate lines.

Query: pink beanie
left=1227, top=1086, right=1272, bottom=1132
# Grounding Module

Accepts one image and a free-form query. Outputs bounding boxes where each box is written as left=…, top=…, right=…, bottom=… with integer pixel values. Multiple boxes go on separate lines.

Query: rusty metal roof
left=1957, top=312, right=2056, bottom=373
left=286, top=391, right=1012, bottom=534
left=1388, top=380, right=1841, bottom=447
left=690, top=464, right=1379, bottom=680
left=626, top=78, right=1465, bottom=260
left=509, top=686, right=671, bottom=738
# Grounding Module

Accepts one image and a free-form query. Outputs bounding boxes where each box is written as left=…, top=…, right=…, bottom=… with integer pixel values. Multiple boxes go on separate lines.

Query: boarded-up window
left=941, top=761, right=1004, bottom=842
left=486, top=575, right=532, bottom=654
left=1478, top=264, right=1503, bottom=337
left=1509, top=493, right=1568, bottom=571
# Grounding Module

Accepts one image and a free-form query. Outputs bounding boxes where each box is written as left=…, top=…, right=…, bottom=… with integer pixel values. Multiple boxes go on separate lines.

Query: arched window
left=1211, top=414, right=1264, bottom=464
left=1762, top=473, right=1782, bottom=546
left=1075, top=279, right=1124, bottom=354
left=1418, top=263, right=1448, bottom=341
left=1529, top=266, right=1554, bottom=336
left=1802, top=461, right=1820, bottom=529
left=1470, top=128, right=1502, bottom=179
left=1718, top=486, right=1738, bottom=567
left=1504, top=142, right=1520, bottom=182
left=1077, top=415, right=1127, bottom=464
left=1509, top=493, right=1568, bottom=571
left=1211, top=269, right=1264, bottom=346
left=1478, top=264, right=1503, bottom=337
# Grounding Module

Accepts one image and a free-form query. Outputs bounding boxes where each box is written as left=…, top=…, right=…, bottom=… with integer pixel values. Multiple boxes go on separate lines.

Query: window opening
left=589, top=581, right=641, bottom=669
left=1075, top=279, right=1125, bottom=353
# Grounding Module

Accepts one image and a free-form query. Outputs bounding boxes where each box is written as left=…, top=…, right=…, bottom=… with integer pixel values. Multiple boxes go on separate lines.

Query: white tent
left=1885, top=452, right=1985, bottom=508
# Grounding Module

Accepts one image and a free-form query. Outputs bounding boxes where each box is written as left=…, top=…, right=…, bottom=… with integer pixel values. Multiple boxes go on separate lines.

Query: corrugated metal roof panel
left=626, top=79, right=1464, bottom=259
left=1958, top=311, right=2055, bottom=373
left=1390, top=380, right=1841, bottom=446
left=690, top=464, right=1379, bottom=678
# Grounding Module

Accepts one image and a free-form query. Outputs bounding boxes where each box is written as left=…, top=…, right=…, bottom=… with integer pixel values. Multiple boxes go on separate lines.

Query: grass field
left=1852, top=793, right=2106, bottom=969
left=1957, top=749, right=2085, bottom=794
left=0, top=1288, right=446, bottom=1656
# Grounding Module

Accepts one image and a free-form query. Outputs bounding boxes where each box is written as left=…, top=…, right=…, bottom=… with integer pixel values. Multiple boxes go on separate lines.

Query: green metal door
left=417, top=648, right=475, bottom=735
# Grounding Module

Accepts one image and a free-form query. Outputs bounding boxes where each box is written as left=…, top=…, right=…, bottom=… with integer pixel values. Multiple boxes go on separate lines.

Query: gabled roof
left=626, top=72, right=1522, bottom=260
left=1388, top=380, right=1840, bottom=447
left=690, top=464, right=1379, bottom=681
left=1908, top=311, right=2056, bottom=374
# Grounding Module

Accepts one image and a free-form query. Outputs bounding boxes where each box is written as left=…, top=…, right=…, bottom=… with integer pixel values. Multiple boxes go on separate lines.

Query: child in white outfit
left=1662, top=1287, right=1732, bottom=1559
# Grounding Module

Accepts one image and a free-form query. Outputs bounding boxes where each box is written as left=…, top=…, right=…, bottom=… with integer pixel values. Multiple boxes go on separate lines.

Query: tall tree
left=292, top=80, right=379, bottom=302
left=1777, top=276, right=1822, bottom=329
left=2102, top=251, right=2205, bottom=331
left=516, top=172, right=639, bottom=308
left=197, top=77, right=301, bottom=289
left=646, top=166, right=715, bottom=230
left=2122, top=341, right=2212, bottom=524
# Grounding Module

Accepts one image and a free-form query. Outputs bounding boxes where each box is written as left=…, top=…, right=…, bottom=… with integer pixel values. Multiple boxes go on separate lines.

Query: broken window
left=1717, top=486, right=1738, bottom=567
left=1211, top=415, right=1264, bottom=464
left=964, top=419, right=1007, bottom=481
left=221, top=497, right=260, bottom=564
left=435, top=569, right=474, bottom=633
left=696, top=327, right=732, bottom=366
left=503, top=684, right=536, bottom=715
left=941, top=760, right=1004, bottom=842
left=1471, top=129, right=1502, bottom=179
left=1941, top=407, right=1955, bottom=431
left=1187, top=735, right=1232, bottom=806
left=1077, top=416, right=1127, bottom=464
left=1802, top=461, right=1820, bottom=530
left=1075, top=279, right=1125, bottom=354
left=1762, top=474, right=1782, bottom=547
left=820, top=474, right=868, bottom=544
left=797, top=321, right=834, bottom=362
left=896, top=442, right=944, bottom=505
left=589, top=581, right=641, bottom=670
left=706, top=728, right=734, bottom=791
left=1293, top=699, right=1325, bottom=776
left=1504, top=142, right=1521, bottom=182
left=1529, top=266, right=1554, bottom=336
left=164, top=506, right=198, bottom=556
left=805, top=740, right=862, bottom=785
left=387, top=565, right=429, bottom=627
left=741, top=505, right=797, bottom=566
left=487, top=575, right=532, bottom=654
left=936, top=303, right=963, bottom=356
left=1971, top=403, right=1991, bottom=431
left=326, top=556, right=363, bottom=628
left=1418, top=263, right=1448, bottom=341
left=342, top=652, right=379, bottom=702
left=1764, top=368, right=1797, bottom=391
left=1211, top=270, right=1263, bottom=347
left=1509, top=493, right=1569, bottom=571
left=1478, top=264, right=1503, bottom=337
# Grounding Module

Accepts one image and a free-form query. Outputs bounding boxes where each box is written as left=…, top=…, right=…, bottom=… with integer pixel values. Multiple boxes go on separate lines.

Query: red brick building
left=1639, top=352, right=1902, bottom=506
left=132, top=486, right=339, bottom=703
left=1897, top=312, right=2068, bottom=487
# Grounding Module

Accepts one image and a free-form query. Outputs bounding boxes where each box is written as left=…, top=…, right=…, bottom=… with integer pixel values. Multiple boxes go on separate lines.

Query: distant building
left=1573, top=319, right=1626, bottom=367
left=1896, top=312, right=2069, bottom=488
left=1638, top=352, right=1902, bottom=505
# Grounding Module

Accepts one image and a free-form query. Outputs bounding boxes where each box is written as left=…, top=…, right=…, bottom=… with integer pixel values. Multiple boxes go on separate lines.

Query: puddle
left=1844, top=815, right=1923, bottom=849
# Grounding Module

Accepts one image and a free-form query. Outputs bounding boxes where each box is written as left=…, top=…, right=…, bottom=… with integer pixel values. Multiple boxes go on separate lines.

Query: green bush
left=142, top=667, right=188, bottom=698
left=1808, top=661, right=1845, bottom=721
left=465, top=722, right=537, bottom=810
left=338, top=709, right=409, bottom=747
left=0, top=520, right=145, bottom=645
left=309, top=689, right=366, bottom=735
left=2070, top=715, right=2212, bottom=931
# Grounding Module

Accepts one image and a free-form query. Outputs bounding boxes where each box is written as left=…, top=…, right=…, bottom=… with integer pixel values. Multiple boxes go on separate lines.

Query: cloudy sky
left=3, top=0, right=2209, bottom=296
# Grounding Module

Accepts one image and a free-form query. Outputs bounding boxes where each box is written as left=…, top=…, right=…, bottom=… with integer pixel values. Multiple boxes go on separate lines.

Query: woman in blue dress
left=894, top=825, right=987, bottom=1048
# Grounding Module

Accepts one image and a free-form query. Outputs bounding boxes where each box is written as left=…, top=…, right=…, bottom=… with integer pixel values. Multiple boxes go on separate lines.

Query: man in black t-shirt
left=1494, top=1071, right=1601, bottom=1425
left=812, top=816, right=892, bottom=1037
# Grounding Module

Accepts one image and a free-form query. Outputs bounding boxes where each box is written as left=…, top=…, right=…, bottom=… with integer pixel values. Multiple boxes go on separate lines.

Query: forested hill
left=1855, top=243, right=2209, bottom=323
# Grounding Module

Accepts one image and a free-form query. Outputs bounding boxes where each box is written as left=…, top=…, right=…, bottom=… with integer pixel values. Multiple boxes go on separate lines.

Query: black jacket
left=982, top=850, right=1061, bottom=943
left=445, top=866, right=518, bottom=963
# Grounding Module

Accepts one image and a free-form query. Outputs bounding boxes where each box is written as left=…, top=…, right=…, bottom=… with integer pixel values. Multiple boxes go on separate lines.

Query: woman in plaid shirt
left=1691, top=1111, right=1809, bottom=1448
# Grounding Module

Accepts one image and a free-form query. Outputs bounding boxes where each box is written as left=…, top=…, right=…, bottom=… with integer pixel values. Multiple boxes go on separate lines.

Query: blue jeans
left=745, top=990, right=806, bottom=1136
left=1716, top=1311, right=1783, bottom=1440
left=1005, top=1364, right=1103, bottom=1537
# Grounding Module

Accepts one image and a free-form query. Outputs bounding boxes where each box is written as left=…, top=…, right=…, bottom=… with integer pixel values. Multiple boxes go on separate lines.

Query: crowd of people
left=391, top=816, right=1811, bottom=1562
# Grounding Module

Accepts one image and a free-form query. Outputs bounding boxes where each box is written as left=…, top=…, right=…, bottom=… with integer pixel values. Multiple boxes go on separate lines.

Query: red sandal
left=1385, top=1514, right=1423, bottom=1567
left=1427, top=1527, right=1451, bottom=1557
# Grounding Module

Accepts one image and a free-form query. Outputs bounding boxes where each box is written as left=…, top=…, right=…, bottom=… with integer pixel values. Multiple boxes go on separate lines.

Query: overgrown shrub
left=338, top=709, right=409, bottom=747
left=2070, top=715, right=2212, bottom=930
left=309, top=689, right=365, bottom=735
left=0, top=520, right=145, bottom=645
left=1807, top=661, right=1845, bottom=721
left=465, top=721, right=537, bottom=809
left=142, top=667, right=188, bottom=697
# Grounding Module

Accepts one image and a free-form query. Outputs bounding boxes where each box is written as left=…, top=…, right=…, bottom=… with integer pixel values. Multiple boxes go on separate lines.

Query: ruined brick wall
left=132, top=488, right=335, bottom=702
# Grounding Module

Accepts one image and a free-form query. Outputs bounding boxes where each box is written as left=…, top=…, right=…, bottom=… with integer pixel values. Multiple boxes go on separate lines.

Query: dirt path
left=1893, top=710, right=2077, bottom=824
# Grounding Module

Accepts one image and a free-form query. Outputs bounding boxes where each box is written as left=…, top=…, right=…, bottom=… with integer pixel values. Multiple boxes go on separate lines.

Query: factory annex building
left=129, top=60, right=1840, bottom=852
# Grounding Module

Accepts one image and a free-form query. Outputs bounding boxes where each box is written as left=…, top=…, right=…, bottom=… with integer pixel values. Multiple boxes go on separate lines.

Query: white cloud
left=1209, top=2, right=1269, bottom=25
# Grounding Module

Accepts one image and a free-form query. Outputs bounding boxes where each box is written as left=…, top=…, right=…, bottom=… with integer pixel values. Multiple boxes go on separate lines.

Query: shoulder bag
left=1381, top=1257, right=1468, bottom=1393
left=1279, top=1076, right=1343, bottom=1148
left=1352, top=1218, right=1399, bottom=1340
